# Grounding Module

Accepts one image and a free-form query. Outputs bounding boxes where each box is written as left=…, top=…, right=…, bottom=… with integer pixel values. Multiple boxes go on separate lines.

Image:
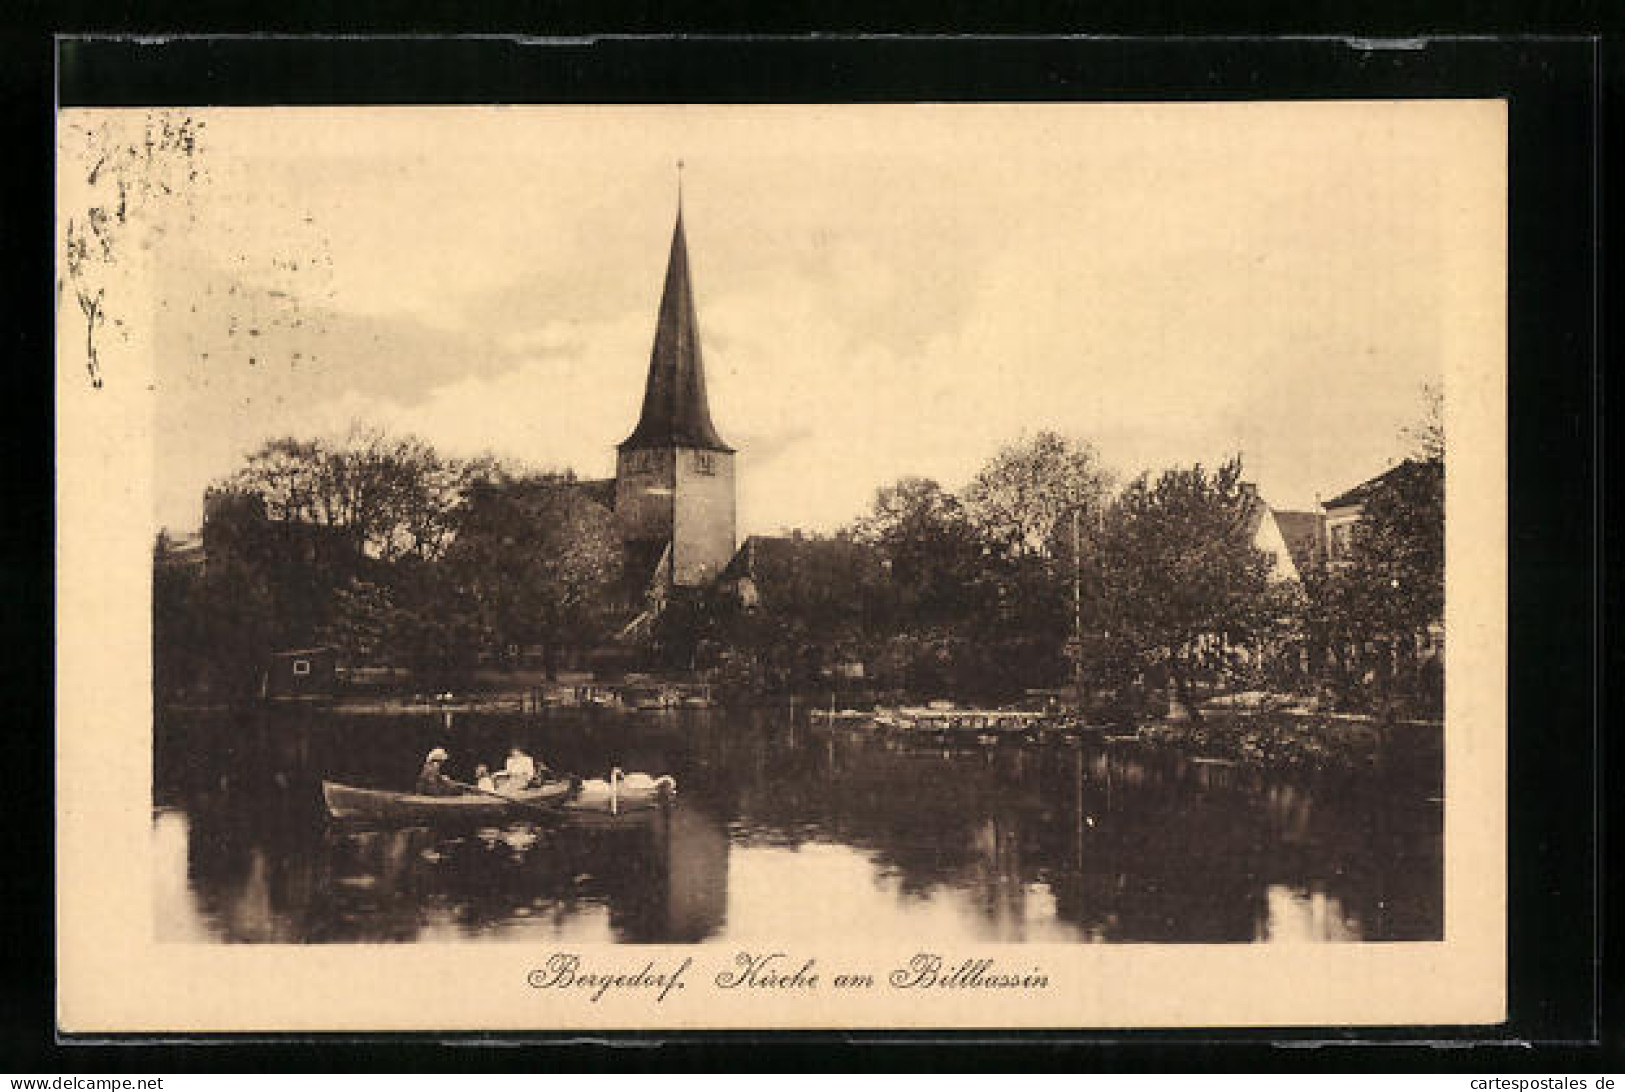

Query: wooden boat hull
left=321, top=779, right=572, bottom=823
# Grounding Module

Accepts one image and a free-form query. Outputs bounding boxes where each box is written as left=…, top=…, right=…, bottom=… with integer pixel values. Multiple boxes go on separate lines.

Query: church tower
left=614, top=201, right=737, bottom=588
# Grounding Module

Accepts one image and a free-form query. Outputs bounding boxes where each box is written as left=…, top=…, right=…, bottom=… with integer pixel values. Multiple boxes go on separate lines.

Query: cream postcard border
left=55, top=101, right=1507, bottom=1032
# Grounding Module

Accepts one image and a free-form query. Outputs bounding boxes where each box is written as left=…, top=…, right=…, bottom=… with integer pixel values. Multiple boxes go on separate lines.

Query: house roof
left=720, top=535, right=803, bottom=583
left=619, top=208, right=733, bottom=453
left=1322, top=459, right=1426, bottom=510
left=719, top=534, right=881, bottom=587
left=1236, top=485, right=1323, bottom=578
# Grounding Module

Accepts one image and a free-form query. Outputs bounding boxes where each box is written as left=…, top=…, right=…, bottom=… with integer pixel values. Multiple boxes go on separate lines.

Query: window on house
left=292, top=659, right=311, bottom=676
left=1330, top=525, right=1351, bottom=559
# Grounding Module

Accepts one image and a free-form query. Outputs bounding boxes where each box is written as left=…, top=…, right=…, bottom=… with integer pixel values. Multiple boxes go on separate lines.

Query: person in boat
left=503, top=746, right=540, bottom=788
left=415, top=747, right=457, bottom=796
left=474, top=763, right=496, bottom=793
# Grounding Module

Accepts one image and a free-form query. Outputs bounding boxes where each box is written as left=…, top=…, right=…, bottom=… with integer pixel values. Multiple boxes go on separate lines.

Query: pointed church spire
left=619, top=193, right=732, bottom=453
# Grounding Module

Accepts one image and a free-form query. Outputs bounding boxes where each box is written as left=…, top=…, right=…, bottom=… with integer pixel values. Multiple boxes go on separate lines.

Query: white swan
left=620, top=771, right=677, bottom=793
left=574, top=768, right=623, bottom=802
left=571, top=768, right=677, bottom=814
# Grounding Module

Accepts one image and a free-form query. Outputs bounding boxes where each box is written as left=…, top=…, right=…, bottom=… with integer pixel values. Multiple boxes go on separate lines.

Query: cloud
left=138, top=103, right=1469, bottom=536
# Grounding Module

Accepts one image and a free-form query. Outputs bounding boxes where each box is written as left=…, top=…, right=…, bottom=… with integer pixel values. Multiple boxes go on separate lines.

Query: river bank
left=161, top=688, right=1442, bottom=779
left=1137, top=710, right=1442, bottom=775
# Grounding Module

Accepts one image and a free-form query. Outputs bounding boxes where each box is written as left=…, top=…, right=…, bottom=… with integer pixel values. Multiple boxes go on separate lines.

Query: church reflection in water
left=153, top=706, right=1441, bottom=945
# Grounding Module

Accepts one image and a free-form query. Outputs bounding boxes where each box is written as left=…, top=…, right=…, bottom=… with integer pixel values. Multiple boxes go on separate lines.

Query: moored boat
left=875, top=706, right=1054, bottom=736
left=810, top=708, right=874, bottom=722
left=321, top=778, right=573, bottom=823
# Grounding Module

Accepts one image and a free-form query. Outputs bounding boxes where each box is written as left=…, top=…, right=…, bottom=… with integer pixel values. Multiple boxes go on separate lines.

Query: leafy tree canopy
left=443, top=473, right=624, bottom=667
left=222, top=423, right=487, bottom=562
left=1098, top=457, right=1277, bottom=717
left=963, top=430, right=1113, bottom=559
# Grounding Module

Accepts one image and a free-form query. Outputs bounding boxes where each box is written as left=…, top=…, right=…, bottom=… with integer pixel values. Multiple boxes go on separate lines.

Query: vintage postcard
left=56, top=101, right=1506, bottom=1032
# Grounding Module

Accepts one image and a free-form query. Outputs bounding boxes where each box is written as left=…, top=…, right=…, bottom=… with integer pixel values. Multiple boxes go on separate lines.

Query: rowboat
left=321, top=778, right=574, bottom=823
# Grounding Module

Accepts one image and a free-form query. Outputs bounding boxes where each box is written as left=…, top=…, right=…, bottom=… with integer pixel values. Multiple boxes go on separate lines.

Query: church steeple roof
left=619, top=204, right=733, bottom=453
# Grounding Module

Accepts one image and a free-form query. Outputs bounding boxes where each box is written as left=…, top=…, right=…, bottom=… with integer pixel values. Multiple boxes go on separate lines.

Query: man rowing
left=414, top=747, right=457, bottom=796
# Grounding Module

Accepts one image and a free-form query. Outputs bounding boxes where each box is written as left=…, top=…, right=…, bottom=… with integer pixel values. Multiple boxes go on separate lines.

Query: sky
left=58, top=103, right=1500, bottom=538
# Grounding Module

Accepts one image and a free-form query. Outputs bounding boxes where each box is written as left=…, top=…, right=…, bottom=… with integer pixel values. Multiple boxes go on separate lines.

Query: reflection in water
left=153, top=809, right=212, bottom=943
left=1260, top=884, right=1362, bottom=943
left=153, top=707, right=1442, bottom=944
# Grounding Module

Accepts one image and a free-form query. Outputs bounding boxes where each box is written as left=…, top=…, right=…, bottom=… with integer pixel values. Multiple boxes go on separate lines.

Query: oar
left=443, top=777, right=565, bottom=820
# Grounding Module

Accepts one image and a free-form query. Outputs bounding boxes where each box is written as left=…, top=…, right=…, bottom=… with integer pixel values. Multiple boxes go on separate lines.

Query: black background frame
left=3, top=29, right=1606, bottom=1071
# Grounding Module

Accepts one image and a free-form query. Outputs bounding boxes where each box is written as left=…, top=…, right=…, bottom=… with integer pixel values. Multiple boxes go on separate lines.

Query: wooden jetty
left=873, top=706, right=1080, bottom=738
left=523, top=681, right=717, bottom=714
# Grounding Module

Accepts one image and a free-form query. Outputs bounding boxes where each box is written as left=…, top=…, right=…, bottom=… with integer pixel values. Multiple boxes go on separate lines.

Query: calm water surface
left=153, top=707, right=1442, bottom=944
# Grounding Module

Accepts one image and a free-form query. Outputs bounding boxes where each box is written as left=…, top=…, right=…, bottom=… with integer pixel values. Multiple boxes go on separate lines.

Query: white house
left=1239, top=483, right=1326, bottom=585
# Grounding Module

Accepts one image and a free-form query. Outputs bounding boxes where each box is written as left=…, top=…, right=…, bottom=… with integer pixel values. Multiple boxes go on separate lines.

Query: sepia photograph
left=55, top=100, right=1506, bottom=1030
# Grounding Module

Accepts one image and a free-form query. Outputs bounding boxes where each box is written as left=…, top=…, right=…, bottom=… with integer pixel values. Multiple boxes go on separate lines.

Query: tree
left=321, top=564, right=484, bottom=690
left=1377, top=386, right=1447, bottom=643
left=224, top=424, right=477, bottom=562
left=443, top=473, right=623, bottom=678
left=707, top=533, right=888, bottom=690
left=848, top=477, right=992, bottom=633
left=962, top=430, right=1113, bottom=559
left=958, top=432, right=1118, bottom=698
left=192, top=555, right=279, bottom=700
left=1329, top=458, right=1445, bottom=713
left=1401, top=382, right=1444, bottom=463
left=153, top=534, right=205, bottom=701
left=1098, top=457, right=1276, bottom=722
left=201, top=481, right=365, bottom=648
left=1301, top=387, right=1446, bottom=715
left=847, top=477, right=1059, bottom=699
left=1345, top=460, right=1444, bottom=640
left=747, top=534, right=883, bottom=653
left=318, top=579, right=400, bottom=665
